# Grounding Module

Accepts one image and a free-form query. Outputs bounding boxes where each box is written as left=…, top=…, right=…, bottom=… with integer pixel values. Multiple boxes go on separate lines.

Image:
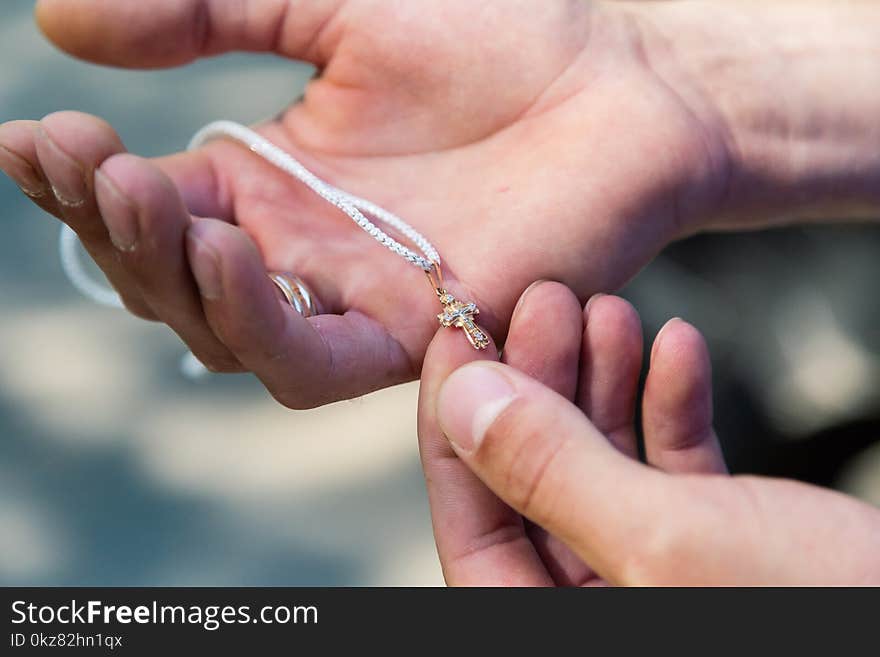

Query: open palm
left=0, top=0, right=728, bottom=406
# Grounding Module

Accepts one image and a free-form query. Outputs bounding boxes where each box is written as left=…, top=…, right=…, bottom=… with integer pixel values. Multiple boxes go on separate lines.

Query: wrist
left=623, top=0, right=880, bottom=229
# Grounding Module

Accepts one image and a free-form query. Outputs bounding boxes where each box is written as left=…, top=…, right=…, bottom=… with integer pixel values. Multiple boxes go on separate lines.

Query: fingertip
left=0, top=121, right=48, bottom=197
left=646, top=316, right=714, bottom=433
left=39, top=111, right=124, bottom=156
left=584, top=291, right=605, bottom=314
left=34, top=0, right=63, bottom=31
left=649, top=318, right=711, bottom=391
left=643, top=318, right=726, bottom=474
left=0, top=120, right=39, bottom=155
left=504, top=280, right=581, bottom=398
left=510, top=279, right=549, bottom=321
left=34, top=112, right=124, bottom=212
left=582, top=294, right=644, bottom=375
left=152, top=148, right=232, bottom=220
left=578, top=294, right=643, bottom=455
left=98, top=152, right=150, bottom=185
left=583, top=294, right=641, bottom=340
left=98, top=153, right=179, bottom=211
left=183, top=221, right=221, bottom=301
left=35, top=0, right=151, bottom=67
left=185, top=219, right=291, bottom=356
left=436, top=361, right=517, bottom=454
left=186, top=219, right=265, bottom=303
left=511, top=280, right=581, bottom=329
left=34, top=0, right=59, bottom=42
left=188, top=217, right=260, bottom=262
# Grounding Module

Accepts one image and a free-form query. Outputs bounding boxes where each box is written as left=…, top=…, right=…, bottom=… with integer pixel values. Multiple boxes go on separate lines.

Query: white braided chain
left=190, top=121, right=440, bottom=270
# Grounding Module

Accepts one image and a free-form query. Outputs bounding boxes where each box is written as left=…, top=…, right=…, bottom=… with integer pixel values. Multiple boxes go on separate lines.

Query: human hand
left=0, top=0, right=732, bottom=405
left=2, top=0, right=878, bottom=407
left=418, top=281, right=880, bottom=585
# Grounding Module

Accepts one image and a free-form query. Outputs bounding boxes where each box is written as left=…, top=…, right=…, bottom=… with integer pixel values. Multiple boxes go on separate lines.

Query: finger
left=185, top=219, right=415, bottom=407
left=33, top=112, right=124, bottom=238
left=95, top=153, right=242, bottom=371
left=36, top=0, right=346, bottom=67
left=436, top=360, right=674, bottom=584
left=643, top=319, right=727, bottom=474
left=576, top=294, right=643, bottom=458
left=502, top=281, right=590, bottom=586
left=0, top=120, right=55, bottom=212
left=502, top=281, right=582, bottom=398
left=419, top=323, right=553, bottom=586
left=28, top=112, right=157, bottom=319
left=151, top=148, right=232, bottom=222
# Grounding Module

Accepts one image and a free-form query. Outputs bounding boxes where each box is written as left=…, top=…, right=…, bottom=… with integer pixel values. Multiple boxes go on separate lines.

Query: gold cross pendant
left=437, top=292, right=489, bottom=350
left=426, top=263, right=489, bottom=350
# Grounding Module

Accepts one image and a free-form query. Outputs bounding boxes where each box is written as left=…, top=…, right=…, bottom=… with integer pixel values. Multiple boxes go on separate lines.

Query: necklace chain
left=189, top=121, right=440, bottom=271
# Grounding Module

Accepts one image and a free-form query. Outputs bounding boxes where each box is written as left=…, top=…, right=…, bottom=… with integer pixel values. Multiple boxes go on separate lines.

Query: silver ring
left=268, top=272, right=321, bottom=318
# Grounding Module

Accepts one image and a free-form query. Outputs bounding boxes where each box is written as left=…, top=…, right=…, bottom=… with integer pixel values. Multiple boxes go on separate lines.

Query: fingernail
left=511, top=279, right=548, bottom=320
left=437, top=363, right=516, bottom=453
left=0, top=144, right=47, bottom=197
left=94, top=168, right=139, bottom=251
left=186, top=228, right=223, bottom=300
left=34, top=125, right=87, bottom=207
left=651, top=317, right=682, bottom=362
left=584, top=292, right=606, bottom=314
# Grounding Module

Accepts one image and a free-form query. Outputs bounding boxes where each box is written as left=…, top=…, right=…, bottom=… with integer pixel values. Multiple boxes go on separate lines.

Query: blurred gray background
left=1, top=2, right=878, bottom=586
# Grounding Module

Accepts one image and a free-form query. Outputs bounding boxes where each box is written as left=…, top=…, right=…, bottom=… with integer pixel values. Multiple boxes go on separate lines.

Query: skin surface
left=420, top=282, right=880, bottom=585
left=2, top=0, right=877, bottom=407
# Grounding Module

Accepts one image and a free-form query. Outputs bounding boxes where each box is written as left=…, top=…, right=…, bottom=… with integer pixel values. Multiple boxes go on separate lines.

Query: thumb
left=35, top=0, right=342, bottom=68
left=436, top=361, right=671, bottom=584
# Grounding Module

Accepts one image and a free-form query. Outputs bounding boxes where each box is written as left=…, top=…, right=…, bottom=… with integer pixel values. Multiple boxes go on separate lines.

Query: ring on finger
left=267, top=271, right=321, bottom=318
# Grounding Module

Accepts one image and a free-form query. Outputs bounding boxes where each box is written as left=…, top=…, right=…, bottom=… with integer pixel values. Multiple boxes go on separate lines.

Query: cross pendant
left=437, top=292, right=490, bottom=350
